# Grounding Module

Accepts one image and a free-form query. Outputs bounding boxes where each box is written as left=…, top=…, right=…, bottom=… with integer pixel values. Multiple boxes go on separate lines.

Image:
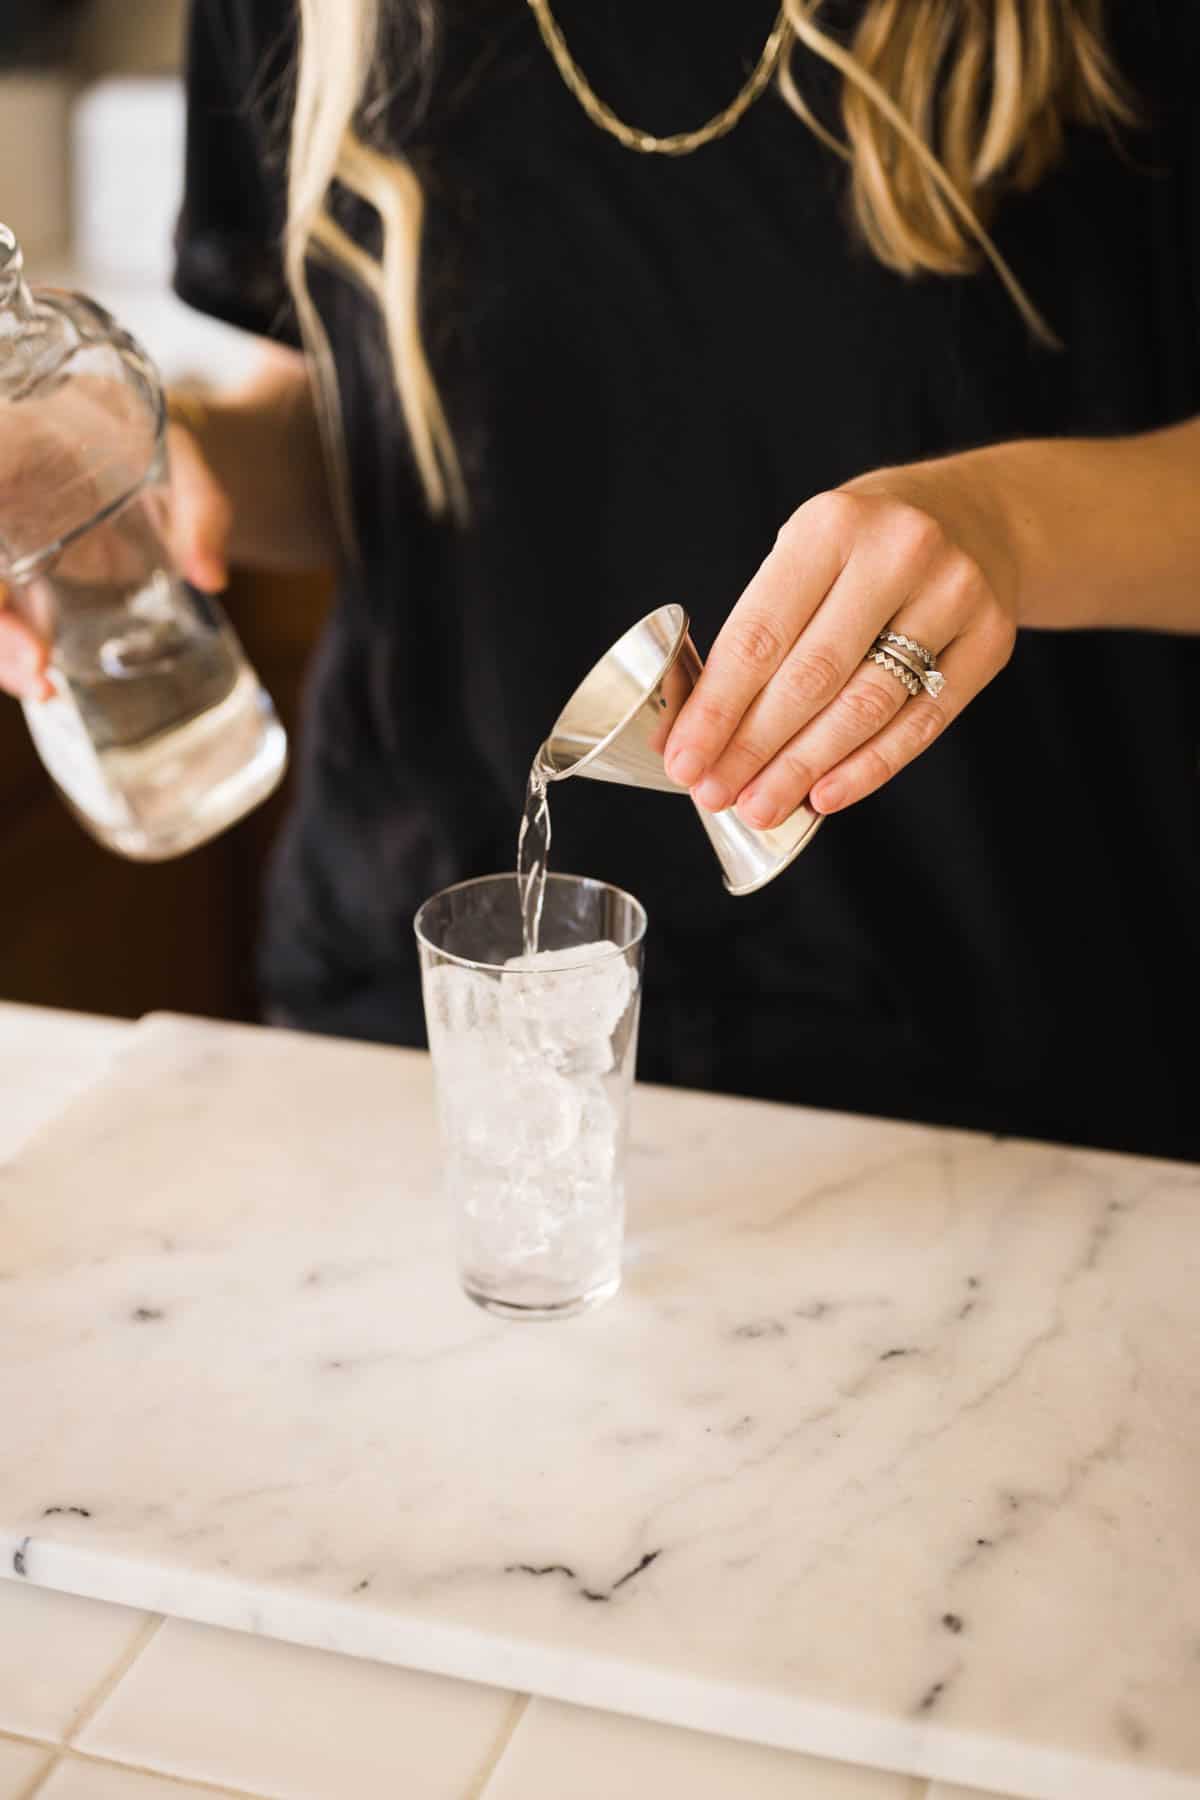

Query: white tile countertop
left=0, top=1003, right=1195, bottom=1800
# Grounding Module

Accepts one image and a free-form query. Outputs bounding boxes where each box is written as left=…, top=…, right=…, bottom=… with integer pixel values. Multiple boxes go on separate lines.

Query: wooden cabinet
left=0, top=568, right=330, bottom=1022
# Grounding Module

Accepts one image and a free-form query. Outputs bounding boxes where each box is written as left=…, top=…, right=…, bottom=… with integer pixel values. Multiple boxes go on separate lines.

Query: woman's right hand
left=0, top=412, right=234, bottom=703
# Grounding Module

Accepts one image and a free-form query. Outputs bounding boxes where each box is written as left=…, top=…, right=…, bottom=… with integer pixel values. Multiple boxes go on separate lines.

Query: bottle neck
left=0, top=222, right=77, bottom=401
left=0, top=224, right=35, bottom=327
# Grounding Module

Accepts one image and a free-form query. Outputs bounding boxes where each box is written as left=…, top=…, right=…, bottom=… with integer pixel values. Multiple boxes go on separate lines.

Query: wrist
left=934, top=445, right=1029, bottom=625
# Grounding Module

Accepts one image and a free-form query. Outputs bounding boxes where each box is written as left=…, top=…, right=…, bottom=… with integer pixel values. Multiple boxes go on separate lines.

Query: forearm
left=181, top=344, right=338, bottom=572
left=896, top=417, right=1200, bottom=635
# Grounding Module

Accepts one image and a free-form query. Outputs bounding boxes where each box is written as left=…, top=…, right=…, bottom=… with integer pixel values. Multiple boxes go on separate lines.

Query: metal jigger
left=539, top=604, right=823, bottom=896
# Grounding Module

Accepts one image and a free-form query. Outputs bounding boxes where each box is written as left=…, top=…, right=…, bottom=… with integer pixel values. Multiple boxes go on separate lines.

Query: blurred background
left=0, top=1, right=331, bottom=1023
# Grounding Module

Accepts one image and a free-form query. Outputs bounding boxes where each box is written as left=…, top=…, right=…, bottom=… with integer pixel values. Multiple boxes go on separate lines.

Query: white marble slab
left=0, top=1002, right=129, bottom=1163
left=0, top=1012, right=1196, bottom=1800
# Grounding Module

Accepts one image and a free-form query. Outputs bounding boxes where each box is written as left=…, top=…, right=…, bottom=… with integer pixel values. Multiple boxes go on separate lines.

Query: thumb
left=168, top=421, right=233, bottom=594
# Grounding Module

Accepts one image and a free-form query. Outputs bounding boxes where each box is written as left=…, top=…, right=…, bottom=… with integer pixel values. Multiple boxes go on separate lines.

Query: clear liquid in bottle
left=19, top=483, right=286, bottom=860
left=0, top=222, right=287, bottom=860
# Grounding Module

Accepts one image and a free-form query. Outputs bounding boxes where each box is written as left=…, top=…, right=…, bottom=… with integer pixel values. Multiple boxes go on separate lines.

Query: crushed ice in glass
left=424, top=938, right=638, bottom=1304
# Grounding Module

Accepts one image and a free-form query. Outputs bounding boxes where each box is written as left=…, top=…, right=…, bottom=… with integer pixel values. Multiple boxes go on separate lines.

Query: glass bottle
left=0, top=222, right=287, bottom=860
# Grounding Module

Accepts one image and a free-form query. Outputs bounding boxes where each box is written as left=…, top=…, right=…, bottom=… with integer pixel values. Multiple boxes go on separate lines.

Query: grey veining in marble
left=0, top=1012, right=1196, bottom=1800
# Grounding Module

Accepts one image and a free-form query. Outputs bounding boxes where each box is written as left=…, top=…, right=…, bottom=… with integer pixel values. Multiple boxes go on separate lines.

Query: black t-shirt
left=176, top=0, right=1199, bottom=1158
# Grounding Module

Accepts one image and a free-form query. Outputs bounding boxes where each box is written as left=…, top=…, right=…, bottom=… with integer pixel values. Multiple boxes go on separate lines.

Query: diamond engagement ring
left=867, top=631, right=946, bottom=699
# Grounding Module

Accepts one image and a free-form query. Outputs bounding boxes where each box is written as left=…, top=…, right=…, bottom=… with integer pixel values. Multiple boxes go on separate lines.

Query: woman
left=3, top=1, right=1196, bottom=1157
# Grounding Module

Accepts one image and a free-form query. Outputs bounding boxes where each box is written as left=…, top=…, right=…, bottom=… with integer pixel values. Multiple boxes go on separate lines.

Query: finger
left=0, top=595, right=50, bottom=700
left=662, top=492, right=858, bottom=789
left=689, top=528, right=943, bottom=814
left=735, top=659, right=910, bottom=828
left=168, top=424, right=233, bottom=593
left=733, top=576, right=973, bottom=827
left=809, top=627, right=1002, bottom=815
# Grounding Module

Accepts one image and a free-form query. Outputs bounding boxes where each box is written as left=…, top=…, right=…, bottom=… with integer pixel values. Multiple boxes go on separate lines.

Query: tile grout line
left=42, top=1744, right=274, bottom=1798
left=13, top=1746, right=65, bottom=1800
left=3, top=1609, right=171, bottom=1800
left=0, top=1729, right=57, bottom=1753
left=62, top=1611, right=166, bottom=1747
left=466, top=1691, right=531, bottom=1800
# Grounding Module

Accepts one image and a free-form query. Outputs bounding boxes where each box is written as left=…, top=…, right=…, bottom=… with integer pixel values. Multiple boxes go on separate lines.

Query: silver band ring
left=874, top=639, right=928, bottom=684
left=866, top=647, right=922, bottom=697
left=868, top=631, right=946, bottom=700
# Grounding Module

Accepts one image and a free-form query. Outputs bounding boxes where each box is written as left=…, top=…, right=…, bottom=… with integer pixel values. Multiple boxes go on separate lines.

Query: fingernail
left=692, top=776, right=730, bottom=812
left=667, top=748, right=704, bottom=788
left=738, top=794, right=777, bottom=829
left=812, top=780, right=843, bottom=814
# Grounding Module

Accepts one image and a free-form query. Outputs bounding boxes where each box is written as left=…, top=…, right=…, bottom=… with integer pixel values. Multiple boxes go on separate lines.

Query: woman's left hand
left=663, top=465, right=1019, bottom=822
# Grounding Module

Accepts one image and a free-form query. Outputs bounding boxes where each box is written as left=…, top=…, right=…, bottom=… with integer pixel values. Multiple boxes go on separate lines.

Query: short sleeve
left=172, top=0, right=300, bottom=346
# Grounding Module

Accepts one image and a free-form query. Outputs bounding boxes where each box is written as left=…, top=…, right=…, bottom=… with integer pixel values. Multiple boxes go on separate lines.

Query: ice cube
left=500, top=942, right=636, bottom=1075
left=439, top=1053, right=583, bottom=1169
left=423, top=961, right=500, bottom=1037
left=575, top=1076, right=618, bottom=1185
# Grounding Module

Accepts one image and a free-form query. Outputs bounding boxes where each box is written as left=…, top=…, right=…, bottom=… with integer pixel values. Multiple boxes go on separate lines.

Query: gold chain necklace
left=525, top=0, right=792, bottom=157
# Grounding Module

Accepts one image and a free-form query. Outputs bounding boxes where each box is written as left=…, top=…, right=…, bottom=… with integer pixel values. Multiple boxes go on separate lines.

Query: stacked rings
left=865, top=629, right=946, bottom=699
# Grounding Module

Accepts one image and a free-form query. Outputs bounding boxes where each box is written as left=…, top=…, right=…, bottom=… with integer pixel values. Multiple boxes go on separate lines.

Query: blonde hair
left=286, top=0, right=1134, bottom=523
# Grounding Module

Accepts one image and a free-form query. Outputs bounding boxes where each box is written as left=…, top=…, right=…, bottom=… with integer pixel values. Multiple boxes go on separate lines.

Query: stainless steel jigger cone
left=538, top=604, right=823, bottom=896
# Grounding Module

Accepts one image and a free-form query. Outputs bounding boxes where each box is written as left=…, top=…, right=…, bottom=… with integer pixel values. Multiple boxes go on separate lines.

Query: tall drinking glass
left=415, top=873, right=646, bottom=1320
